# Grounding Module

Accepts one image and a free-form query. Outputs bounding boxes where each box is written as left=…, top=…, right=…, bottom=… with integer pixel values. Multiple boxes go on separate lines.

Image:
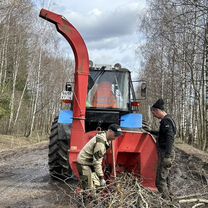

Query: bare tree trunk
left=8, top=36, right=20, bottom=132
left=13, top=78, right=28, bottom=127
left=28, top=39, right=42, bottom=137
left=203, top=22, right=208, bottom=150
left=0, top=24, right=9, bottom=88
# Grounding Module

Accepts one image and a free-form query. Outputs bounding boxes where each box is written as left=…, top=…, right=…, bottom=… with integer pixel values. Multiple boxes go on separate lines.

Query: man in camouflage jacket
left=77, top=124, right=122, bottom=190
left=151, top=99, right=177, bottom=200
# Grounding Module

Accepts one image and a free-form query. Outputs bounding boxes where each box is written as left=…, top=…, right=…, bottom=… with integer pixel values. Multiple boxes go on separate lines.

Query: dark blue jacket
left=158, top=114, right=176, bottom=157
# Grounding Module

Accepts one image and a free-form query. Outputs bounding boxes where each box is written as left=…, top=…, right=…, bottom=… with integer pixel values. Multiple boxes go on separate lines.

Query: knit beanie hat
left=151, top=99, right=165, bottom=111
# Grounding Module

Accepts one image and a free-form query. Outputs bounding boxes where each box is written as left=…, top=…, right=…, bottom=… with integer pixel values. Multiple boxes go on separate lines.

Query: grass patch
left=0, top=134, right=48, bottom=152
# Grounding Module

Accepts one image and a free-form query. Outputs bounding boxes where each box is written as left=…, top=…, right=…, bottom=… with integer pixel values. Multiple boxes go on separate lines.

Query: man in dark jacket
left=151, top=99, right=176, bottom=200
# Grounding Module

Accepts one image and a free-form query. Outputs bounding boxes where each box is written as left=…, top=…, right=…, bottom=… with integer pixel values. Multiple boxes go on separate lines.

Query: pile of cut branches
left=73, top=173, right=178, bottom=208
left=57, top=171, right=207, bottom=208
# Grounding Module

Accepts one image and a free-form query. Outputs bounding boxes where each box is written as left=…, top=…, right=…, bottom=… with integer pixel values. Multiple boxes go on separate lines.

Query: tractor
left=40, top=9, right=158, bottom=191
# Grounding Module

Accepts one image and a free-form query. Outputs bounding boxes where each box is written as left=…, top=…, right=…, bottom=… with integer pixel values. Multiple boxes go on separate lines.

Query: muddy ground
left=0, top=140, right=207, bottom=208
left=0, top=143, right=78, bottom=208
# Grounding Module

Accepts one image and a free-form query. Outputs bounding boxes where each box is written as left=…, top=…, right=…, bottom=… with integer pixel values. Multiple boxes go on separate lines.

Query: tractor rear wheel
left=48, top=116, right=72, bottom=179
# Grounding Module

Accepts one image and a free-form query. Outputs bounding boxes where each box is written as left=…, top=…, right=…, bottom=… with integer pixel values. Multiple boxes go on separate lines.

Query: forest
left=139, top=0, right=208, bottom=151
left=0, top=0, right=73, bottom=137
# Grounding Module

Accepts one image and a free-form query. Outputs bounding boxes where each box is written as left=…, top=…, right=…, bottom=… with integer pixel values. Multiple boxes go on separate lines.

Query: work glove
left=163, top=157, right=172, bottom=168
left=100, top=178, right=106, bottom=187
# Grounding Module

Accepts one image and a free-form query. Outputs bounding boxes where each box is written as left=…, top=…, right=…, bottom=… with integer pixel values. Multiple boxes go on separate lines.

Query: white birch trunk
left=13, top=78, right=28, bottom=126
left=28, top=39, right=42, bottom=137
left=8, top=37, right=20, bottom=131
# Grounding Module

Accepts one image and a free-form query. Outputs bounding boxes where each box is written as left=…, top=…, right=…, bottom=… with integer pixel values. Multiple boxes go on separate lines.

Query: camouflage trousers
left=156, top=151, right=175, bottom=200
left=76, top=163, right=101, bottom=190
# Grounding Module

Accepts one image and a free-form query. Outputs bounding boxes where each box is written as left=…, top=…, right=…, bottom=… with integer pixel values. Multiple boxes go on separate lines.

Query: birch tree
left=139, top=0, right=208, bottom=150
left=0, top=0, right=74, bottom=136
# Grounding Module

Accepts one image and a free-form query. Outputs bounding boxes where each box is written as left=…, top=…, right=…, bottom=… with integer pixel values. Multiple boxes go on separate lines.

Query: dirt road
left=0, top=141, right=207, bottom=208
left=0, top=143, right=77, bottom=208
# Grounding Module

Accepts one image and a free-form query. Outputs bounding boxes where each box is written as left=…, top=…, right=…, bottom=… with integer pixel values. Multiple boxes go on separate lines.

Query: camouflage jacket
left=77, top=131, right=110, bottom=177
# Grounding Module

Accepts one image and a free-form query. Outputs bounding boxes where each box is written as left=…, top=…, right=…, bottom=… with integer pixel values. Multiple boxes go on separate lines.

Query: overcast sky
left=37, top=0, right=146, bottom=76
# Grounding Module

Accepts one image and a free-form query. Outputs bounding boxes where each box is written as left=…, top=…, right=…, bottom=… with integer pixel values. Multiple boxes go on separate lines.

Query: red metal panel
left=106, top=132, right=158, bottom=191
left=39, top=9, right=89, bottom=176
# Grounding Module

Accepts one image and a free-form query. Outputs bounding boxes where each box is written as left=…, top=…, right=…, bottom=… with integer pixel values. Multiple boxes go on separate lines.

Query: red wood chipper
left=39, top=9, right=158, bottom=191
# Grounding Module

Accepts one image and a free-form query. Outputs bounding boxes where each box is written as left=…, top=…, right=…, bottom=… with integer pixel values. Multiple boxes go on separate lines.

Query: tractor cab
left=87, top=65, right=129, bottom=111
left=85, top=63, right=146, bottom=131
left=58, top=63, right=147, bottom=132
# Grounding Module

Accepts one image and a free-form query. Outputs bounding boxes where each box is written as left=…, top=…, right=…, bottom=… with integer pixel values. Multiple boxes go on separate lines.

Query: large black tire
left=48, top=116, right=72, bottom=179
